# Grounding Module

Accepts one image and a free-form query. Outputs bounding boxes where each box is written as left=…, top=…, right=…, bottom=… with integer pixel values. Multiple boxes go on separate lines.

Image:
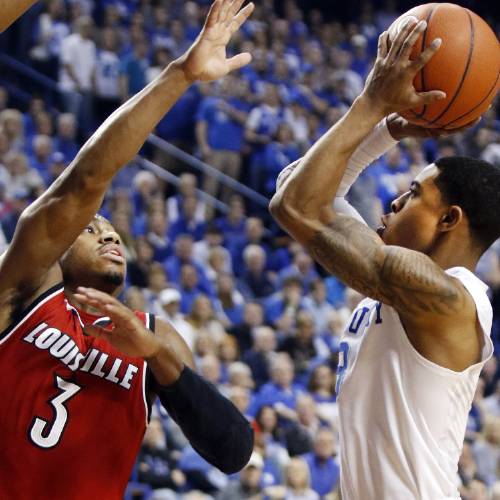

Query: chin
left=102, top=270, right=125, bottom=288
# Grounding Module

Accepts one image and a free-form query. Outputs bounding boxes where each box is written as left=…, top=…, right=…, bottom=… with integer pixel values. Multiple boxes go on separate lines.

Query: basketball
left=388, top=3, right=500, bottom=129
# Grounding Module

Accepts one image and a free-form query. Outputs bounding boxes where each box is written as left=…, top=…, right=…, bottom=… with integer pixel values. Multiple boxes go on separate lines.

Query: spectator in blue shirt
left=245, top=83, right=284, bottom=191
left=279, top=311, right=323, bottom=386
left=169, top=194, right=207, bottom=242
left=29, top=134, right=53, bottom=184
left=156, top=84, right=203, bottom=163
left=230, top=302, right=265, bottom=357
left=119, top=36, right=149, bottom=101
left=264, top=275, right=303, bottom=328
left=93, top=27, right=122, bottom=126
left=242, top=325, right=276, bottom=389
left=228, top=217, right=272, bottom=276
left=215, top=272, right=244, bottom=327
left=166, top=173, right=206, bottom=224
left=263, top=122, right=301, bottom=195
left=196, top=75, right=251, bottom=200
left=302, top=279, right=335, bottom=334
left=239, top=244, right=275, bottom=300
left=249, top=353, right=304, bottom=417
left=145, top=210, right=171, bottom=263
left=164, top=234, right=209, bottom=289
left=53, top=113, right=79, bottom=162
left=215, top=194, right=247, bottom=242
left=178, top=263, right=211, bottom=315
left=277, top=250, right=319, bottom=293
left=368, top=145, right=410, bottom=211
left=240, top=49, right=271, bottom=95
left=23, top=97, right=46, bottom=141
left=302, top=428, right=340, bottom=498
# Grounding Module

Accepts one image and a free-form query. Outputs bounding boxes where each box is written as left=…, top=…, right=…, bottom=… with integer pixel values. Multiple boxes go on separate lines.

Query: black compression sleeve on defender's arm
left=155, top=366, right=254, bottom=474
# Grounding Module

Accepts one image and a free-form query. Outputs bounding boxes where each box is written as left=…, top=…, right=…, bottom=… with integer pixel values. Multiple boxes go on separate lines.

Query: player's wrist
left=356, top=93, right=391, bottom=121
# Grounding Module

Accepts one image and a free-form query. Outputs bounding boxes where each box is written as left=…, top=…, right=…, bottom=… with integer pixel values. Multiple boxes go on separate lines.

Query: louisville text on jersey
left=23, top=322, right=139, bottom=389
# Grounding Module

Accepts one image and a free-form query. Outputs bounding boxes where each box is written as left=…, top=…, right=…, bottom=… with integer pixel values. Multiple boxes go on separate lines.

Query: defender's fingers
left=103, top=303, right=132, bottom=325
left=387, top=17, right=418, bottom=62
left=219, top=0, right=233, bottom=24
left=399, top=20, right=428, bottom=61
left=227, top=52, right=252, bottom=72
left=229, top=0, right=246, bottom=19
left=205, top=0, right=222, bottom=28
left=73, top=293, right=108, bottom=311
left=230, top=2, right=254, bottom=33
left=76, top=287, right=118, bottom=307
left=411, top=37, right=442, bottom=72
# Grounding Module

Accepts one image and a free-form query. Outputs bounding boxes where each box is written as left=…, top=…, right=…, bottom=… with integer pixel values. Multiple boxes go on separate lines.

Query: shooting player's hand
left=363, top=20, right=446, bottom=116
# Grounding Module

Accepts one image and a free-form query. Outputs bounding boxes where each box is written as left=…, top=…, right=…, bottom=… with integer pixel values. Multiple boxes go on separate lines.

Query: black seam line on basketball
left=412, top=5, right=437, bottom=119
left=428, top=9, right=475, bottom=125
left=444, top=67, right=500, bottom=128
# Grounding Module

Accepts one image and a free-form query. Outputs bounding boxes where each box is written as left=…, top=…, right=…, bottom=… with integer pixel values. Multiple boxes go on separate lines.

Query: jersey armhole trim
left=393, top=305, right=493, bottom=378
left=0, top=282, right=64, bottom=345
left=143, top=312, right=156, bottom=424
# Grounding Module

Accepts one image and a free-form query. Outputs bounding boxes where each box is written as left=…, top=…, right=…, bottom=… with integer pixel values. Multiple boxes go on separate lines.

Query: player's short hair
left=434, top=156, right=500, bottom=251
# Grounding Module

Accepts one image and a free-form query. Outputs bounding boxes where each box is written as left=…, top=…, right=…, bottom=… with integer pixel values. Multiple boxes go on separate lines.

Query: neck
left=428, top=233, right=481, bottom=273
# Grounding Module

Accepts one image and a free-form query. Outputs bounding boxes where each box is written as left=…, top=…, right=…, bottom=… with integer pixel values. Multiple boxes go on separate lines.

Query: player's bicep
left=378, top=245, right=469, bottom=317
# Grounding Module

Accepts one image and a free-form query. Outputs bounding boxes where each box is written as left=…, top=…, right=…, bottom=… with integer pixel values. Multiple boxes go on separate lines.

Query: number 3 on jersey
left=29, top=376, right=81, bottom=449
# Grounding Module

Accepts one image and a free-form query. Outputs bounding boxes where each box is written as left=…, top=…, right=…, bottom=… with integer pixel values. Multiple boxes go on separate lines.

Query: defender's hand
left=74, top=287, right=161, bottom=359
left=386, top=114, right=480, bottom=140
left=362, top=20, right=446, bottom=116
left=178, top=0, right=254, bottom=82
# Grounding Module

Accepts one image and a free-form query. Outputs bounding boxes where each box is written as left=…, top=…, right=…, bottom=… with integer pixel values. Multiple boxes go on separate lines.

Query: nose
left=99, top=230, right=120, bottom=245
left=391, top=193, right=407, bottom=213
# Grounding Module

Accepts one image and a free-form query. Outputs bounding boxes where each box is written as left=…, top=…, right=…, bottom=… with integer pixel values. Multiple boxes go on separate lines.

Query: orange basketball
left=388, top=3, right=500, bottom=129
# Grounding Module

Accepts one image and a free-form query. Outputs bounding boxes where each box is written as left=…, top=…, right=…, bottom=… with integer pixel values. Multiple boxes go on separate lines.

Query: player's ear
left=439, top=205, right=463, bottom=232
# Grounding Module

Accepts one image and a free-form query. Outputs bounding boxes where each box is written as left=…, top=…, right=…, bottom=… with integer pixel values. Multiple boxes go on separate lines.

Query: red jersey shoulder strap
left=0, top=282, right=65, bottom=345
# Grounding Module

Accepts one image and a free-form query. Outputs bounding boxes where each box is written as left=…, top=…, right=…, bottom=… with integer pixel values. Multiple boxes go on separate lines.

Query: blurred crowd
left=0, top=0, right=499, bottom=499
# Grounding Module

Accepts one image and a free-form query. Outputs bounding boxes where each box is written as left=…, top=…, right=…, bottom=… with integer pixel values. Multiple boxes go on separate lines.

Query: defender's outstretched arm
left=0, top=0, right=254, bottom=316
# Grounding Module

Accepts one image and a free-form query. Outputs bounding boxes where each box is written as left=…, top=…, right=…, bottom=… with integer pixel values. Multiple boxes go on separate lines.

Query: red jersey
left=0, top=283, right=154, bottom=499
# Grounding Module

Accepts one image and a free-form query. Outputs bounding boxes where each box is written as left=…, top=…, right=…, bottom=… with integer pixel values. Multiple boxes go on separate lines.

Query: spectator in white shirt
left=155, top=288, right=196, bottom=350
left=59, top=16, right=96, bottom=138
left=30, top=0, right=70, bottom=80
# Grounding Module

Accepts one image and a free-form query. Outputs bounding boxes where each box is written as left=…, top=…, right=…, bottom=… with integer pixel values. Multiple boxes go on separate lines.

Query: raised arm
left=270, top=21, right=471, bottom=325
left=0, top=0, right=37, bottom=33
left=0, top=0, right=254, bottom=323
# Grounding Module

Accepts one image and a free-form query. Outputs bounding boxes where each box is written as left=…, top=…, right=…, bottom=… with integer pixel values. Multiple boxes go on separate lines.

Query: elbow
left=269, top=191, right=303, bottom=230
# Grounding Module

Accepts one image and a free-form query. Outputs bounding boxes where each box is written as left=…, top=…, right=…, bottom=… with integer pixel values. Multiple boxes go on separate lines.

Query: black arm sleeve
left=154, top=366, right=254, bottom=474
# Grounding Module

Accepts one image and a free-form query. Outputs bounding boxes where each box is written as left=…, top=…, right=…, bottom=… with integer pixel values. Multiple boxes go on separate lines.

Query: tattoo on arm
left=307, top=215, right=464, bottom=316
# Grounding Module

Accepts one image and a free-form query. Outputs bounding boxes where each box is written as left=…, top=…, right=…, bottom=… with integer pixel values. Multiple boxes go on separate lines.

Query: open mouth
left=99, top=246, right=125, bottom=264
left=377, top=216, right=388, bottom=237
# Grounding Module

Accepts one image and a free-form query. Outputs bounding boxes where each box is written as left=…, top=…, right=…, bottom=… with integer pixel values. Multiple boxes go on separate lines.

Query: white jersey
left=338, top=267, right=493, bottom=500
